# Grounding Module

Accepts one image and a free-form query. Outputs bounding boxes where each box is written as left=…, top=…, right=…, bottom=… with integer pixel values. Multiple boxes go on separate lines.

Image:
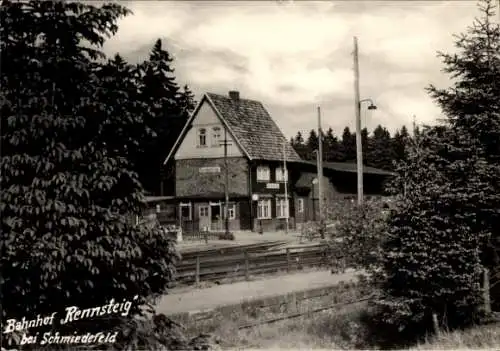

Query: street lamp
left=360, top=98, right=377, bottom=111
left=355, top=98, right=377, bottom=205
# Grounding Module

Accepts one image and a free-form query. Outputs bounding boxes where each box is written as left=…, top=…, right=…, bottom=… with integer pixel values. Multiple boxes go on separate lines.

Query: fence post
left=195, top=255, right=200, bottom=287
left=286, top=248, right=291, bottom=272
left=244, top=250, right=250, bottom=281
left=432, top=312, right=440, bottom=335
left=483, top=268, right=491, bottom=314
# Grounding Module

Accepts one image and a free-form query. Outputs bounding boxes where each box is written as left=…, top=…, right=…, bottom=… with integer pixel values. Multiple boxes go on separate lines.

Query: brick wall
left=176, top=157, right=249, bottom=197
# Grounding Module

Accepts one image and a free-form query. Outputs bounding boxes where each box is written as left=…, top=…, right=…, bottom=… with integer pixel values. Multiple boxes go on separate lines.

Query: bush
left=218, top=232, right=235, bottom=241
left=326, top=199, right=387, bottom=274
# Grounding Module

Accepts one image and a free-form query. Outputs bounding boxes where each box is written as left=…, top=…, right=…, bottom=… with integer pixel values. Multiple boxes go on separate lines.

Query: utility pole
left=317, top=106, right=324, bottom=238
left=353, top=36, right=363, bottom=205
left=283, top=140, right=289, bottom=234
left=220, top=128, right=231, bottom=235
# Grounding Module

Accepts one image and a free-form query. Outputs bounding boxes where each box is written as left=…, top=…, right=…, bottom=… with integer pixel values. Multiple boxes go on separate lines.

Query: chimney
left=229, top=91, right=240, bottom=101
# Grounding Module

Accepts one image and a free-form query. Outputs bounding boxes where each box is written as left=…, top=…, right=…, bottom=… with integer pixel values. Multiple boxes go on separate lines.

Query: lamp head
left=367, top=103, right=377, bottom=110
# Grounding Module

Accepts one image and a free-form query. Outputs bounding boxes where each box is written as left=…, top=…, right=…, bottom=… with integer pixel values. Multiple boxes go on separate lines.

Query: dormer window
left=197, top=128, right=207, bottom=147
left=212, top=127, right=221, bottom=147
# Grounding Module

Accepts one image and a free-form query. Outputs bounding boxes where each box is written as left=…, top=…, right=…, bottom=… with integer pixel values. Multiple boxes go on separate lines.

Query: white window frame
left=256, top=166, right=270, bottom=182
left=275, top=167, right=288, bottom=182
left=297, top=198, right=304, bottom=213
left=197, top=128, right=207, bottom=147
left=199, top=205, right=209, bottom=217
left=179, top=202, right=192, bottom=220
left=257, top=199, right=272, bottom=219
left=276, top=198, right=289, bottom=218
left=226, top=203, right=236, bottom=220
left=212, top=126, right=222, bottom=147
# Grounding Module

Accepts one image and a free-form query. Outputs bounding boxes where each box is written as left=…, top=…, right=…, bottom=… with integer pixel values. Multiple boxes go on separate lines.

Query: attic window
left=197, top=128, right=207, bottom=147
left=212, top=127, right=221, bottom=147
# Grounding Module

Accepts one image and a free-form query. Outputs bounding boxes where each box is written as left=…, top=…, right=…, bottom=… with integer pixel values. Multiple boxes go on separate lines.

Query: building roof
left=206, top=93, right=302, bottom=162
left=296, top=160, right=395, bottom=176
left=164, top=92, right=302, bottom=164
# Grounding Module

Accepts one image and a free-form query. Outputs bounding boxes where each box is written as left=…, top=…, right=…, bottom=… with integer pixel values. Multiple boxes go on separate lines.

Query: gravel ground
left=156, top=269, right=358, bottom=315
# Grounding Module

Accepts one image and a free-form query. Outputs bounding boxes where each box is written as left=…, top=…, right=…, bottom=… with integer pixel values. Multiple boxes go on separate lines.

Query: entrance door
left=199, top=205, right=210, bottom=231
left=210, top=203, right=221, bottom=231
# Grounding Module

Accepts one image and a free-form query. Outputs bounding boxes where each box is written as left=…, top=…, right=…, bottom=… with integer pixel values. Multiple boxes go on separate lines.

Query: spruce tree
left=341, top=127, right=356, bottom=162
left=427, top=0, right=500, bottom=302
left=137, top=39, right=194, bottom=195
left=374, top=0, right=499, bottom=339
left=392, top=125, right=410, bottom=164
left=368, top=125, right=394, bottom=170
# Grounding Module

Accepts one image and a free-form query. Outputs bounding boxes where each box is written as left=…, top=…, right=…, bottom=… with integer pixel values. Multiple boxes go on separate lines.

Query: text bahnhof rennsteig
left=3, top=297, right=138, bottom=345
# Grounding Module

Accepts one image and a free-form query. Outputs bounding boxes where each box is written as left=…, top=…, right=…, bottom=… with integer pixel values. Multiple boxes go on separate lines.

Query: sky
left=102, top=0, right=498, bottom=139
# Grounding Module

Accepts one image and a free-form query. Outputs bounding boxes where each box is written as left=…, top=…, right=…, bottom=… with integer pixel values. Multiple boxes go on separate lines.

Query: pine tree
left=367, top=125, right=394, bottom=170
left=427, top=0, right=500, bottom=302
left=374, top=0, right=500, bottom=339
left=341, top=127, right=356, bottom=162
left=324, top=127, right=343, bottom=162
left=306, top=129, right=319, bottom=160
left=392, top=125, right=410, bottom=164
left=0, top=0, right=177, bottom=338
left=137, top=39, right=194, bottom=195
left=290, top=131, right=309, bottom=159
left=376, top=126, right=485, bottom=341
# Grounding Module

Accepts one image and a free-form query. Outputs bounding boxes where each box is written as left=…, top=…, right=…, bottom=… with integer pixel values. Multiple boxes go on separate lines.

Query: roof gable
left=206, top=93, right=302, bottom=162
left=165, top=92, right=302, bottom=164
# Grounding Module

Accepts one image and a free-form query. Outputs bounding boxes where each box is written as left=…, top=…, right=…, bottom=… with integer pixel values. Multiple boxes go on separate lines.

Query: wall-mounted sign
left=252, top=194, right=259, bottom=201
left=199, top=166, right=221, bottom=174
left=266, top=183, right=280, bottom=189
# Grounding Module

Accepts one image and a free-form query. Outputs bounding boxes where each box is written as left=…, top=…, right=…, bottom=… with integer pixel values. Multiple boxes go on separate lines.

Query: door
left=210, top=203, right=221, bottom=231
left=199, top=205, right=210, bottom=232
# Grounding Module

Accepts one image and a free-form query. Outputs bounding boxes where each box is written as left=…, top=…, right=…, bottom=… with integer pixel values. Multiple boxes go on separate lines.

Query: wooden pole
left=244, top=250, right=250, bottom=281
left=195, top=255, right=200, bottom=286
left=317, top=107, right=324, bottom=234
left=283, top=140, right=289, bottom=233
left=286, top=248, right=291, bottom=272
left=484, top=268, right=491, bottom=314
left=353, top=36, right=363, bottom=205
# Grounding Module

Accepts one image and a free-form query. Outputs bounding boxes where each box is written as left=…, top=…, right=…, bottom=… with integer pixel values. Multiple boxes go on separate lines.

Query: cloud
left=102, top=0, right=494, bottom=138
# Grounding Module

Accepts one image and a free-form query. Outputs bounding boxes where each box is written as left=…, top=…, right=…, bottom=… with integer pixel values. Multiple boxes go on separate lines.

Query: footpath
left=155, top=269, right=357, bottom=315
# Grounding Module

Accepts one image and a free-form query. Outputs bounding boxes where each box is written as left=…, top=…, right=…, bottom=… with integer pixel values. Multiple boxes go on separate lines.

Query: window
left=197, top=128, right=207, bottom=147
left=180, top=202, right=192, bottom=220
left=276, top=198, right=289, bottom=218
left=212, top=127, right=221, bottom=147
left=297, top=198, right=304, bottom=213
left=199, top=206, right=209, bottom=217
left=257, top=199, right=271, bottom=219
left=225, top=203, right=236, bottom=220
left=275, top=167, right=288, bottom=182
left=256, top=166, right=270, bottom=182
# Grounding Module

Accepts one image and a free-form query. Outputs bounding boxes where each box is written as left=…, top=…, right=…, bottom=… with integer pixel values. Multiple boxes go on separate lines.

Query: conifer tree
left=374, top=0, right=500, bottom=339
left=367, top=125, right=394, bottom=170
left=341, top=127, right=356, bottom=162
left=137, top=39, right=195, bottom=195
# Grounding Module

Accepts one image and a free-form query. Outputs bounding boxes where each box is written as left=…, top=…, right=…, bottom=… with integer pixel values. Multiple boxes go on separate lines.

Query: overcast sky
left=102, top=0, right=497, bottom=139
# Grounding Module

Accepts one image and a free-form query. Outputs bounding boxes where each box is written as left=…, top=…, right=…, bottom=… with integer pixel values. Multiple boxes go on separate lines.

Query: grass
left=183, top=298, right=500, bottom=350
left=412, top=323, right=500, bottom=350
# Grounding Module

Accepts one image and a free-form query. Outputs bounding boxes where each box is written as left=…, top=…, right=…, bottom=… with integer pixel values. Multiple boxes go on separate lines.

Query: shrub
left=326, top=199, right=387, bottom=274
left=218, top=232, right=235, bottom=241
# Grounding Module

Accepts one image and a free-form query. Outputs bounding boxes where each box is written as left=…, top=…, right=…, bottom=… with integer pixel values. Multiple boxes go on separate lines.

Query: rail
left=237, top=296, right=371, bottom=329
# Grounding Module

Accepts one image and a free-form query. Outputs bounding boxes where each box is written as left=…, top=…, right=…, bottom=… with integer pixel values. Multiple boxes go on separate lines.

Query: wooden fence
left=176, top=244, right=333, bottom=285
